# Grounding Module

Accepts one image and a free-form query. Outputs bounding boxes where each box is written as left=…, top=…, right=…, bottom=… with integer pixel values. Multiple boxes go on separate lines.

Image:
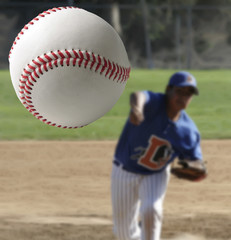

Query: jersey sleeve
left=178, top=131, right=203, bottom=161
left=142, top=91, right=162, bottom=120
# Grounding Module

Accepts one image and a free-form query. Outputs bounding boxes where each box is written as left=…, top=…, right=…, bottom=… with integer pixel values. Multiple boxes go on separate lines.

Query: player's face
left=168, top=86, right=194, bottom=111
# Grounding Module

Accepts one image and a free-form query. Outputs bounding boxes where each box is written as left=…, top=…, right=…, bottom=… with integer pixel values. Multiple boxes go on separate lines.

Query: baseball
left=9, top=6, right=130, bottom=128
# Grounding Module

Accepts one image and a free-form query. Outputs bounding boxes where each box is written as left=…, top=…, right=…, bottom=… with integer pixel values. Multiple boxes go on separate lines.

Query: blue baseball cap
left=168, top=71, right=199, bottom=95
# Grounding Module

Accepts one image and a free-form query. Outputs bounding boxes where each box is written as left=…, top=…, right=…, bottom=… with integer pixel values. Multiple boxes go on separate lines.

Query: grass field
left=1, top=69, right=231, bottom=140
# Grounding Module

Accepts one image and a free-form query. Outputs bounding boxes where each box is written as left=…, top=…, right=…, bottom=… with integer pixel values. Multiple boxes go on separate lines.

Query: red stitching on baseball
left=18, top=49, right=130, bottom=128
left=72, top=49, right=78, bottom=58
left=44, top=53, right=52, bottom=61
left=58, top=50, right=65, bottom=58
left=78, top=50, right=83, bottom=58
left=90, top=53, right=96, bottom=70
left=78, top=57, right=83, bottom=67
left=51, top=51, right=58, bottom=59
left=65, top=49, right=72, bottom=58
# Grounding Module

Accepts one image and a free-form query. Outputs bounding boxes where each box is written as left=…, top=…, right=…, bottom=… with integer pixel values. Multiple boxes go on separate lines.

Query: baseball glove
left=171, top=160, right=207, bottom=182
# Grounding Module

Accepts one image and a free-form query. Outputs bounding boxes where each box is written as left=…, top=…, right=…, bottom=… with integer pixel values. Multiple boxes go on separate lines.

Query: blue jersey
left=114, top=91, right=202, bottom=175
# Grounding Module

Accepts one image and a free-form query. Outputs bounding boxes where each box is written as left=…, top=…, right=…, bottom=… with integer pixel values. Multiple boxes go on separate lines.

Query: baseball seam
left=19, top=49, right=130, bottom=129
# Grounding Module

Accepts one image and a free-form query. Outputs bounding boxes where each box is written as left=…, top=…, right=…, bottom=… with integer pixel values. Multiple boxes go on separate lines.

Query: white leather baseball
left=9, top=6, right=130, bottom=128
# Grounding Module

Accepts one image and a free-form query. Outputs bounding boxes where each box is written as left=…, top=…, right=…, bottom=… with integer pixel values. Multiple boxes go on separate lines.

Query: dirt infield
left=0, top=140, right=230, bottom=240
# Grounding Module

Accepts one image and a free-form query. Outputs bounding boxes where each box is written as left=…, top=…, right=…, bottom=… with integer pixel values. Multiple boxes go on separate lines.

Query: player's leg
left=139, top=165, right=171, bottom=240
left=111, top=164, right=141, bottom=240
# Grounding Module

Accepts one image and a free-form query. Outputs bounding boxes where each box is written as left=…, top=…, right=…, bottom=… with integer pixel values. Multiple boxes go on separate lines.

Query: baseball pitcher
left=111, top=71, right=207, bottom=240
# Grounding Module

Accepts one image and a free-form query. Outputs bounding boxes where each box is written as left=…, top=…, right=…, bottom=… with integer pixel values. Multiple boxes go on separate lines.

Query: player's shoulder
left=143, top=90, right=165, bottom=103
left=178, top=111, right=200, bottom=144
left=180, top=111, right=198, bottom=130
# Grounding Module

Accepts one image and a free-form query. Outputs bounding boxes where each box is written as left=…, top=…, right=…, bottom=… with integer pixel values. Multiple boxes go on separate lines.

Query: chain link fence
left=1, top=2, right=231, bottom=69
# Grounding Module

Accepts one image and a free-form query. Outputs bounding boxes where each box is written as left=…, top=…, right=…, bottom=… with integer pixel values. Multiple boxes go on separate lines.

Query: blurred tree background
left=1, top=0, right=231, bottom=69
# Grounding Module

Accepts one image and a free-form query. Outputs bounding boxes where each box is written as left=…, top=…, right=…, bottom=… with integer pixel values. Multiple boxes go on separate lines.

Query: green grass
left=1, top=69, right=231, bottom=140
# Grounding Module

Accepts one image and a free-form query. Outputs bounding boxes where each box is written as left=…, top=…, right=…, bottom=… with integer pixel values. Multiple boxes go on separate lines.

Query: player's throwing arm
left=129, top=91, right=146, bottom=125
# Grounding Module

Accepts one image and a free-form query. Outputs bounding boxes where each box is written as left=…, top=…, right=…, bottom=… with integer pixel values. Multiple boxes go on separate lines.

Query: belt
left=113, top=160, right=129, bottom=172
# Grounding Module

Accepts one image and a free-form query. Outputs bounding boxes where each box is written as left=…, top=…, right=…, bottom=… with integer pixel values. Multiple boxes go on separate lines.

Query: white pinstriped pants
left=111, top=163, right=171, bottom=240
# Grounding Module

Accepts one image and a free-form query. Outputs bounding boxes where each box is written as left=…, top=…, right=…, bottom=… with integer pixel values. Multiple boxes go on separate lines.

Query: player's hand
left=129, top=92, right=146, bottom=126
left=129, top=109, right=144, bottom=126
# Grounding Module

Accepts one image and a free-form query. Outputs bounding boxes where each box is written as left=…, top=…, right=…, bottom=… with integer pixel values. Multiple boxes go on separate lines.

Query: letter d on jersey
left=138, top=135, right=172, bottom=170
